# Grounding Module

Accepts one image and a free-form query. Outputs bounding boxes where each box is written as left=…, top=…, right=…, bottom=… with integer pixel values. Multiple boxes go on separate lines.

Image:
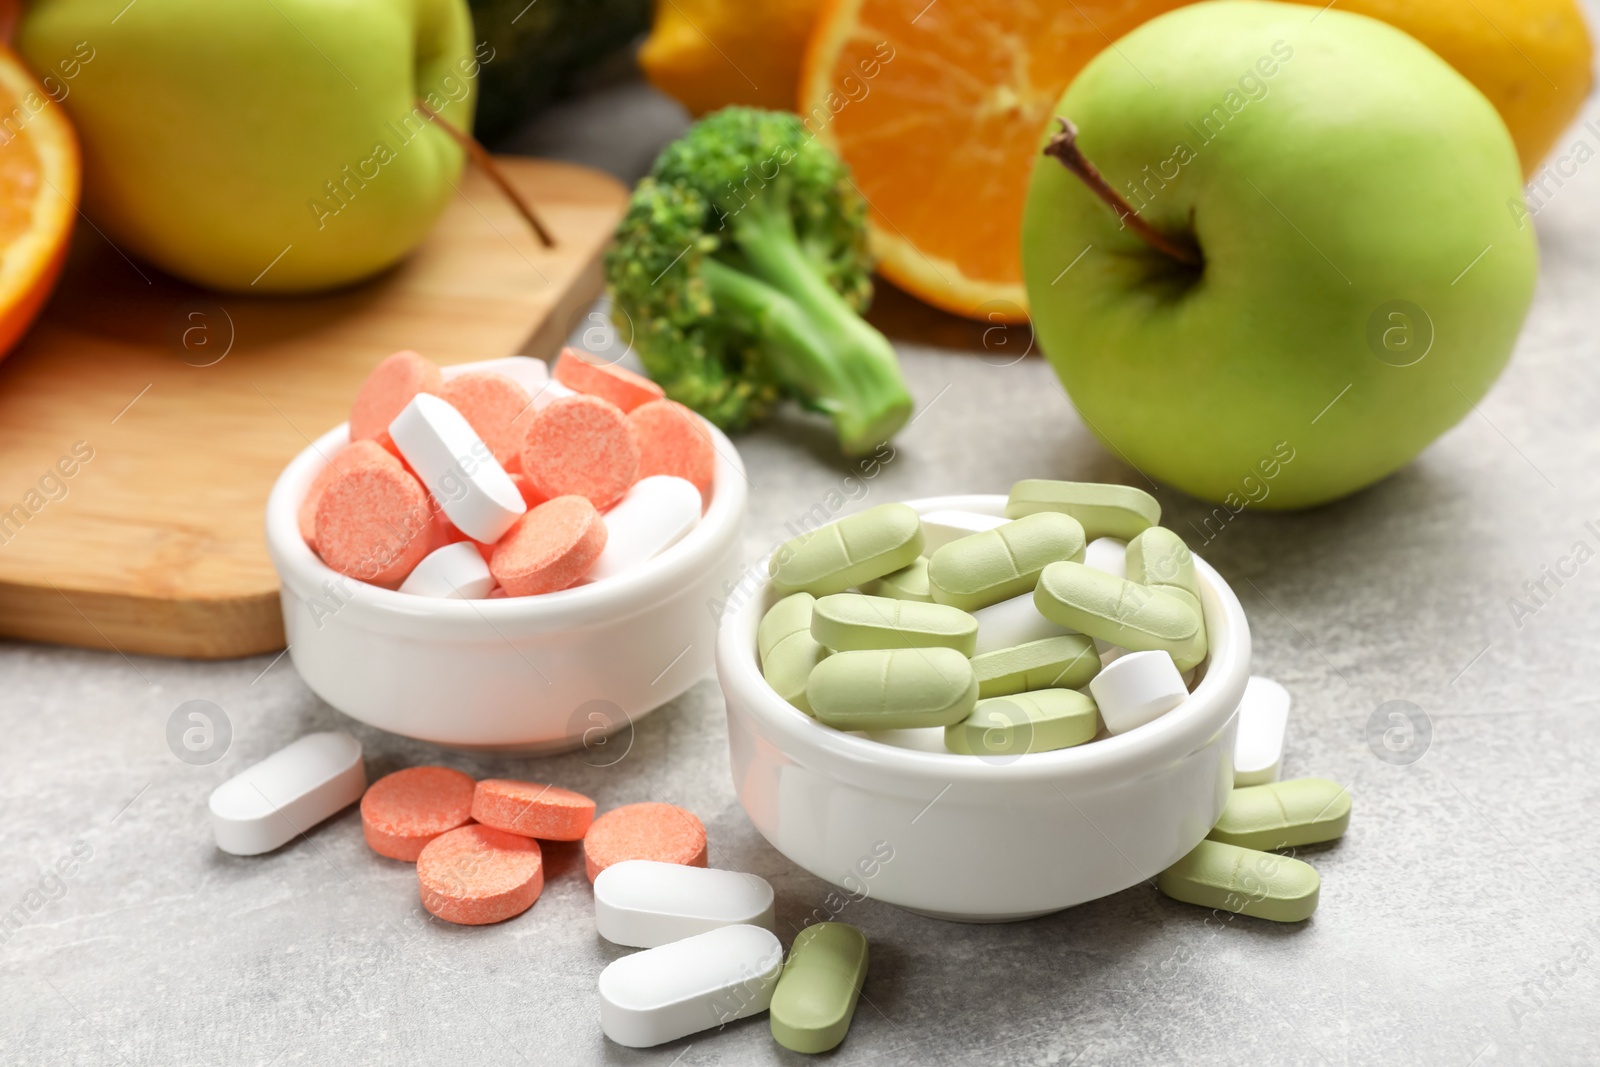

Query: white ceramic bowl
left=264, top=361, right=748, bottom=752
left=716, top=494, right=1251, bottom=922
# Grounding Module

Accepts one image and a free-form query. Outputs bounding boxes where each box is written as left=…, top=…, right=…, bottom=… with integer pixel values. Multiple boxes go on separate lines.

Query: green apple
left=19, top=0, right=481, bottom=293
left=1021, top=0, right=1536, bottom=510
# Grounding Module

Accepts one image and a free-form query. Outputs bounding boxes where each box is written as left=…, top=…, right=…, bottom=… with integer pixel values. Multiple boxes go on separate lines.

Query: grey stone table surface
left=6, top=74, right=1600, bottom=1067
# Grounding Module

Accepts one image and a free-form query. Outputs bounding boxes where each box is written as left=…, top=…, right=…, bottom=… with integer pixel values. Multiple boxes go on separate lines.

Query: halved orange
left=0, top=43, right=77, bottom=362
left=801, top=0, right=1187, bottom=322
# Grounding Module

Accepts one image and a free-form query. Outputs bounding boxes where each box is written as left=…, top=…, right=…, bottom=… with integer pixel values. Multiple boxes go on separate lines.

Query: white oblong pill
left=442, top=355, right=549, bottom=394
left=1087, top=650, right=1187, bottom=735
left=971, top=591, right=1072, bottom=655
left=1084, top=537, right=1127, bottom=579
left=594, top=860, right=775, bottom=948
left=598, top=924, right=784, bottom=1047
left=389, top=393, right=526, bottom=543
left=919, top=509, right=1008, bottom=554
left=208, top=732, right=365, bottom=856
left=399, top=542, right=494, bottom=599
left=586, top=476, right=702, bottom=584
left=1234, top=676, right=1290, bottom=786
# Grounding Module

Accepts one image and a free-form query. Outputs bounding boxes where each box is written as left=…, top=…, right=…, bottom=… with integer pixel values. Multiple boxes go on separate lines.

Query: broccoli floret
left=605, top=107, right=913, bottom=455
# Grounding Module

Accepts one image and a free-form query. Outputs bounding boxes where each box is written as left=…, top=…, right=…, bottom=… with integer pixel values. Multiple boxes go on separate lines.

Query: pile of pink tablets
left=360, top=765, right=709, bottom=925
left=299, top=348, right=715, bottom=598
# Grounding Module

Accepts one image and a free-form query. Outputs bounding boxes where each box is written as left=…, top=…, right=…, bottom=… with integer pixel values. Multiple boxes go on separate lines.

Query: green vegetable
left=467, top=0, right=650, bottom=142
left=605, top=107, right=913, bottom=455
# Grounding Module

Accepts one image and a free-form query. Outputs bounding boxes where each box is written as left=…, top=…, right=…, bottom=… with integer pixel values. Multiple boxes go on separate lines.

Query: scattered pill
left=584, top=802, right=708, bottom=882
left=928, top=511, right=1085, bottom=612
left=945, top=689, right=1099, bottom=756
left=438, top=370, right=533, bottom=473
left=769, top=503, right=923, bottom=597
left=350, top=350, right=442, bottom=444
left=859, top=557, right=932, bottom=602
left=1234, top=676, right=1290, bottom=786
left=586, top=475, right=701, bottom=583
left=1157, top=839, right=1320, bottom=922
left=1083, top=536, right=1128, bottom=579
left=971, top=634, right=1099, bottom=698
left=520, top=393, right=641, bottom=509
left=472, top=779, right=596, bottom=841
left=1034, top=561, right=1206, bottom=671
left=810, top=593, right=978, bottom=656
left=1005, top=479, right=1160, bottom=541
left=594, top=860, right=776, bottom=948
left=554, top=346, right=666, bottom=413
left=770, top=922, right=868, bottom=1054
left=1087, top=650, right=1187, bottom=734
left=490, top=495, right=608, bottom=596
left=971, top=590, right=1073, bottom=655
left=398, top=541, right=496, bottom=599
left=1208, top=777, right=1351, bottom=851
left=389, top=393, right=527, bottom=543
left=758, top=592, right=828, bottom=714
left=209, top=732, right=365, bottom=856
left=313, top=456, right=433, bottom=587
left=417, top=824, right=544, bottom=925
left=918, top=509, right=1009, bottom=553
left=598, top=924, right=783, bottom=1047
left=360, top=766, right=477, bottom=861
left=807, top=647, right=977, bottom=730
left=629, top=398, right=715, bottom=501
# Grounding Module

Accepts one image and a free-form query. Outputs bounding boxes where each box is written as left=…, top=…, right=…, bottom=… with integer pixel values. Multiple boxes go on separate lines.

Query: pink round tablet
left=629, top=399, right=715, bottom=502
left=490, top=495, right=607, bottom=596
left=298, top=440, right=395, bottom=551
left=520, top=394, right=639, bottom=509
left=553, top=347, right=664, bottom=413
left=314, top=461, right=433, bottom=587
left=417, top=824, right=543, bottom=925
left=439, top=371, right=532, bottom=473
left=350, top=350, right=443, bottom=443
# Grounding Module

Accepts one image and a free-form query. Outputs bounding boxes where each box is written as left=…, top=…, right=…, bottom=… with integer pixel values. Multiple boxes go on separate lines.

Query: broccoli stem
left=706, top=204, right=912, bottom=455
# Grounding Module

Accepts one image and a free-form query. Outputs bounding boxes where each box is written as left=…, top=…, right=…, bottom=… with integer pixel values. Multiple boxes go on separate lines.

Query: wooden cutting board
left=0, top=157, right=628, bottom=659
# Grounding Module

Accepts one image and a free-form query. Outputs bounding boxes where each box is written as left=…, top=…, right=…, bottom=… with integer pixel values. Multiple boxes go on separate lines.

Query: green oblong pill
left=1033, top=561, right=1206, bottom=672
left=971, top=634, right=1099, bottom=698
left=759, top=592, right=815, bottom=663
left=944, top=689, right=1099, bottom=756
left=770, top=922, right=868, bottom=1054
left=1005, top=479, right=1160, bottom=540
left=807, top=647, right=977, bottom=730
left=758, top=593, right=827, bottom=715
left=860, top=557, right=932, bottom=602
left=927, top=511, right=1085, bottom=612
left=1157, top=839, right=1320, bottom=922
left=1208, top=777, right=1352, bottom=851
left=769, top=504, right=924, bottom=597
left=811, top=593, right=977, bottom=656
left=1126, top=526, right=1204, bottom=618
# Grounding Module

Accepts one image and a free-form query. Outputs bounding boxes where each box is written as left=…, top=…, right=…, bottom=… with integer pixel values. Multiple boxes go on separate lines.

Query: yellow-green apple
left=1021, top=0, right=1537, bottom=509
left=19, top=0, right=483, bottom=292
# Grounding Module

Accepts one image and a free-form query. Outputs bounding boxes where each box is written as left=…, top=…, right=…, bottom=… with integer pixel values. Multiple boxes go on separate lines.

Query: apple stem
left=417, top=99, right=556, bottom=249
left=1042, top=118, right=1201, bottom=269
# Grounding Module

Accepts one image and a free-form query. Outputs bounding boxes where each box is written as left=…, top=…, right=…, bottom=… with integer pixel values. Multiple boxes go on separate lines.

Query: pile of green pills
left=756, top=482, right=1211, bottom=757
